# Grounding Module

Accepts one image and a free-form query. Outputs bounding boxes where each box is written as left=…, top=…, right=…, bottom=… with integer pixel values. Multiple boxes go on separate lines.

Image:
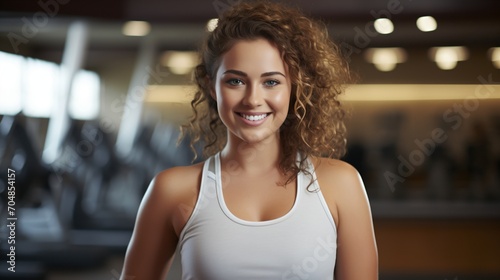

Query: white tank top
left=177, top=153, right=337, bottom=280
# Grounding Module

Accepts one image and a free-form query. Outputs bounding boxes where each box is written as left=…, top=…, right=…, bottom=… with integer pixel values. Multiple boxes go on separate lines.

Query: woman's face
left=212, top=38, right=292, bottom=145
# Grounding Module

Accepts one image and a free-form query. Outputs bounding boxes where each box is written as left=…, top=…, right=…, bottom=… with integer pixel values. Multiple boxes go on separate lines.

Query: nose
left=242, top=84, right=263, bottom=108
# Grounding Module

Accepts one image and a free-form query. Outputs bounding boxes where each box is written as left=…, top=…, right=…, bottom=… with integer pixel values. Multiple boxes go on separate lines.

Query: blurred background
left=0, top=0, right=499, bottom=279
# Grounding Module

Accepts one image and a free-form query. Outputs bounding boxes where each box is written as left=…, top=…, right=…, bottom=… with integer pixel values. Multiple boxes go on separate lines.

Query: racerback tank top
left=177, top=153, right=337, bottom=280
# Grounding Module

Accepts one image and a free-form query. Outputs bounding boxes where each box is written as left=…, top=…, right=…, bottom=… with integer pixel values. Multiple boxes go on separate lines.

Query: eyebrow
left=222, top=69, right=286, bottom=78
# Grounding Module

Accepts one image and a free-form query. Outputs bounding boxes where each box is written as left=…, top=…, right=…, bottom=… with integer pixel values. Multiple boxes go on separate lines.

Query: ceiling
left=1, top=0, right=499, bottom=49
left=1, top=0, right=500, bottom=23
left=0, top=0, right=499, bottom=84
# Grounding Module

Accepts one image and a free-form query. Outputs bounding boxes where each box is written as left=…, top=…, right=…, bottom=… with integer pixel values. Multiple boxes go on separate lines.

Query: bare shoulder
left=309, top=157, right=370, bottom=226
left=310, top=158, right=378, bottom=278
left=154, top=163, right=204, bottom=194
left=150, top=162, right=205, bottom=211
left=136, top=161, right=205, bottom=239
left=310, top=158, right=378, bottom=279
left=311, top=157, right=363, bottom=191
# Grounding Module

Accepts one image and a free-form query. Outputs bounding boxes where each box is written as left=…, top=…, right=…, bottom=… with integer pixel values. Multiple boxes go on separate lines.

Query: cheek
left=270, top=91, right=291, bottom=120
left=272, top=90, right=291, bottom=109
left=216, top=90, right=237, bottom=114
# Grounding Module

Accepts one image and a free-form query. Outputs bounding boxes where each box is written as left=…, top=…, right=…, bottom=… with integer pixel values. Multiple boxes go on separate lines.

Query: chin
left=239, top=131, right=277, bottom=145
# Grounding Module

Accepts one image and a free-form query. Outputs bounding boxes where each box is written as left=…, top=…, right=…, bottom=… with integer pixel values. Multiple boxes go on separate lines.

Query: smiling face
left=212, top=38, right=292, bottom=146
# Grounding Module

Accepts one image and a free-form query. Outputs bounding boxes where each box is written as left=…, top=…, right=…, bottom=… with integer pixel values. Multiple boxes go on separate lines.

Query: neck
left=220, top=133, right=282, bottom=175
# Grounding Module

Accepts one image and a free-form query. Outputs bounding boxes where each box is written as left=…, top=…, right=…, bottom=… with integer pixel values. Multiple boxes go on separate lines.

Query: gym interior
left=1, top=0, right=500, bottom=279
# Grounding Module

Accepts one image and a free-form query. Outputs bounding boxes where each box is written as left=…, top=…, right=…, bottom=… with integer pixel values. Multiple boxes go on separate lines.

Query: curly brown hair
left=180, top=0, right=353, bottom=183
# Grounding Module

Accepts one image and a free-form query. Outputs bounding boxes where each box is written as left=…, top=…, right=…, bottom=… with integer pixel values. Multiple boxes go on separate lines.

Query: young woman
left=121, top=1, right=378, bottom=279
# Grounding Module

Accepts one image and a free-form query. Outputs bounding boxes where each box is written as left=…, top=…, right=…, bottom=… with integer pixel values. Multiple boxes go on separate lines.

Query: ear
left=210, top=87, right=216, bottom=100
left=207, top=76, right=217, bottom=100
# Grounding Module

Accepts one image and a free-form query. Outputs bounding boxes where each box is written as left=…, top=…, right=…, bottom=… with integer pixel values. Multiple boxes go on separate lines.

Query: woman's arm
left=317, top=159, right=378, bottom=280
left=120, top=170, right=181, bottom=280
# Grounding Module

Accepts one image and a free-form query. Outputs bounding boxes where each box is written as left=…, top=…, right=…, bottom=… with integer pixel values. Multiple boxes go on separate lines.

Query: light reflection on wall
left=23, top=58, right=59, bottom=117
left=69, top=70, right=100, bottom=120
left=0, top=51, right=23, bottom=115
left=0, top=51, right=100, bottom=120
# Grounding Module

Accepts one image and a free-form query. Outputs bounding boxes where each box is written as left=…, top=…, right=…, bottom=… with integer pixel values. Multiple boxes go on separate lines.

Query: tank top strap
left=178, top=155, right=217, bottom=243
left=297, top=153, right=320, bottom=192
left=208, top=153, right=216, bottom=173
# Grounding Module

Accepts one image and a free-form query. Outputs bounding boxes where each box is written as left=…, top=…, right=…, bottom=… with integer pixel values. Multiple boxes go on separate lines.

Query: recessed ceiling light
left=488, top=47, right=500, bottom=69
left=364, top=48, right=407, bottom=71
left=122, top=21, right=151, bottom=36
left=161, top=51, right=198, bottom=75
left=429, top=46, right=468, bottom=70
left=416, top=16, right=437, bottom=32
left=374, top=18, right=394, bottom=35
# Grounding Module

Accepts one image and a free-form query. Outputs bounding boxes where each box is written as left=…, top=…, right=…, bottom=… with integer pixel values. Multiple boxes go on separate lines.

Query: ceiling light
left=374, top=18, right=394, bottom=35
left=364, top=48, right=407, bottom=71
left=429, top=46, right=468, bottom=70
left=206, top=18, right=218, bottom=32
left=122, top=21, right=151, bottom=36
left=489, top=47, right=500, bottom=69
left=161, top=51, right=198, bottom=75
left=416, top=16, right=437, bottom=32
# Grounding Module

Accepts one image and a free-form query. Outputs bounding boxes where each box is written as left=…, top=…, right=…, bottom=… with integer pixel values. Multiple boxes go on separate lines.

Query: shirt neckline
left=214, top=152, right=301, bottom=226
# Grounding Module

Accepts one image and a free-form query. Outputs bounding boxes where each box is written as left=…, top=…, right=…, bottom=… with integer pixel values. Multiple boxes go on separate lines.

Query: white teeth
left=241, top=113, right=267, bottom=121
